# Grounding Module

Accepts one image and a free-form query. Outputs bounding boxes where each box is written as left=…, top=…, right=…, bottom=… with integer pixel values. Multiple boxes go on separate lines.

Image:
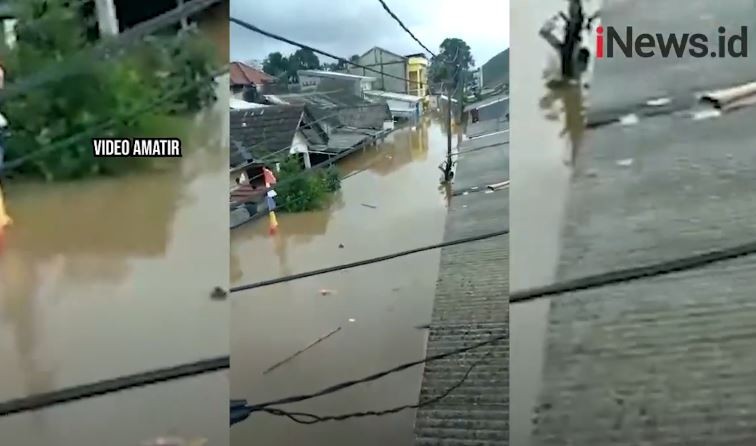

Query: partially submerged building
left=298, top=70, right=376, bottom=96
left=266, top=89, right=393, bottom=155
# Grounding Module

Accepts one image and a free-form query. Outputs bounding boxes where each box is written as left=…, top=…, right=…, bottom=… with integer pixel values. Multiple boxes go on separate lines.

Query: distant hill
left=481, top=48, right=509, bottom=90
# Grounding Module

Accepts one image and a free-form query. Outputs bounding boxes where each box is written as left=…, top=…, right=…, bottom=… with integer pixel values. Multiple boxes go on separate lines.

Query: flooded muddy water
left=230, top=118, right=453, bottom=446
left=510, top=0, right=598, bottom=445
left=0, top=76, right=230, bottom=446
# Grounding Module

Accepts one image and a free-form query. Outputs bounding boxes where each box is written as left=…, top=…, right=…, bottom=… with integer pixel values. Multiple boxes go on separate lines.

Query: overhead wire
left=230, top=16, right=427, bottom=87
left=375, top=0, right=436, bottom=58
left=259, top=347, right=496, bottom=424
left=229, top=228, right=509, bottom=293
left=231, top=333, right=506, bottom=423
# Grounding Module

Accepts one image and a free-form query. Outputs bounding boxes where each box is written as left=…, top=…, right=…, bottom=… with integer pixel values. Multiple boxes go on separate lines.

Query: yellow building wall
left=407, top=57, right=429, bottom=98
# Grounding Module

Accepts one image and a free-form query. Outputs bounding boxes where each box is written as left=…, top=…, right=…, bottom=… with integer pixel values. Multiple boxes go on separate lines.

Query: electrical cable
left=231, top=332, right=506, bottom=424
left=0, top=0, right=221, bottom=102
left=230, top=228, right=509, bottom=293
left=259, top=347, right=496, bottom=424
left=376, top=0, right=436, bottom=58
left=0, top=356, right=229, bottom=418
left=510, top=238, right=756, bottom=303
left=229, top=16, right=427, bottom=87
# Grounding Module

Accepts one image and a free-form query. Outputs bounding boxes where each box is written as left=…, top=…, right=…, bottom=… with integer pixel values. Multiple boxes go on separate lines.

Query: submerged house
left=363, top=90, right=424, bottom=122
left=266, top=89, right=393, bottom=156
left=229, top=105, right=329, bottom=221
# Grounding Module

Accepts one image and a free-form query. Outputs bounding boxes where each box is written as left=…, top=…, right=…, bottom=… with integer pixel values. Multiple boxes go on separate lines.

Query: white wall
left=292, top=131, right=312, bottom=168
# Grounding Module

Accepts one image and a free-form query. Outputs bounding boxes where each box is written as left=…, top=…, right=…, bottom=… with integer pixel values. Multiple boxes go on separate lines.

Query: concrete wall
left=349, top=48, right=407, bottom=94
left=478, top=99, right=509, bottom=122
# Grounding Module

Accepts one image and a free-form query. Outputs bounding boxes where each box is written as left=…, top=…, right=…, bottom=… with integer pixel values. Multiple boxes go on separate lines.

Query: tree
left=263, top=51, right=289, bottom=76
left=349, top=54, right=360, bottom=63
left=286, top=49, right=320, bottom=82
left=430, top=38, right=475, bottom=90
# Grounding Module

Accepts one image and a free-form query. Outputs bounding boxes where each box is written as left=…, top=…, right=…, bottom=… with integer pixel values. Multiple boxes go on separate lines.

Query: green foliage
left=274, top=157, right=341, bottom=212
left=430, top=37, right=475, bottom=89
left=263, top=51, right=288, bottom=77
left=1, top=0, right=217, bottom=181
left=319, top=166, right=341, bottom=192
left=263, top=48, right=321, bottom=82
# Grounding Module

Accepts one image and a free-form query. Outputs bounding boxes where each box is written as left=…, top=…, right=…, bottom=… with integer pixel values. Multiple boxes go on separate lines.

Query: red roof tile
left=230, top=62, right=275, bottom=86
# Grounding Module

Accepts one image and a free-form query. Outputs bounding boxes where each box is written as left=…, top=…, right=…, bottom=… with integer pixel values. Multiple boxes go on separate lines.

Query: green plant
left=274, top=157, right=341, bottom=212
left=319, top=166, right=341, bottom=192
left=1, top=0, right=217, bottom=181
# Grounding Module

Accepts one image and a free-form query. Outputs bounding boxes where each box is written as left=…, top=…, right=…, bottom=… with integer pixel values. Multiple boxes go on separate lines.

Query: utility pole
left=94, top=0, right=119, bottom=37
left=443, top=80, right=453, bottom=183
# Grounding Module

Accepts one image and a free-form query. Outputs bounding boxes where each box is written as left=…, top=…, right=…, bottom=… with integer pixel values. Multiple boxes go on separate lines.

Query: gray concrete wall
left=349, top=48, right=408, bottom=94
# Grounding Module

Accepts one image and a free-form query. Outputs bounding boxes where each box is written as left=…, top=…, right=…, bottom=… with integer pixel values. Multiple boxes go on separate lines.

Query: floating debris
left=338, top=243, right=344, bottom=249
left=319, top=289, right=336, bottom=296
left=141, top=436, right=207, bottom=446
left=348, top=318, right=356, bottom=323
left=619, top=114, right=639, bottom=126
left=616, top=158, right=634, bottom=167
left=263, top=326, right=342, bottom=375
left=700, top=81, right=756, bottom=110
left=646, top=97, right=671, bottom=107
left=691, top=109, right=721, bottom=121
left=361, top=203, right=378, bottom=209
left=210, top=287, right=227, bottom=300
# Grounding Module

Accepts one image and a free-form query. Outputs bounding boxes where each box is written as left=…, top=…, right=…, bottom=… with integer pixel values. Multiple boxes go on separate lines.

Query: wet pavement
left=0, top=78, right=230, bottom=445
left=230, top=118, right=454, bottom=446
left=521, top=0, right=756, bottom=444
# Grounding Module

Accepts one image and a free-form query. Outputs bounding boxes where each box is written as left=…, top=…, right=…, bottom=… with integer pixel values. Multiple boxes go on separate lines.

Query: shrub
left=274, top=157, right=342, bottom=212
left=0, top=0, right=217, bottom=181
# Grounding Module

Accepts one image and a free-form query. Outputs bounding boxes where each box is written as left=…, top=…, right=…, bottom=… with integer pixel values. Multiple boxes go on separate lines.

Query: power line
left=230, top=229, right=509, bottom=293
left=376, top=0, right=436, bottom=58
left=1, top=66, right=227, bottom=176
left=0, top=356, right=229, bottom=418
left=260, top=348, right=495, bottom=424
left=231, top=332, right=506, bottom=425
left=510, top=239, right=756, bottom=303
left=0, top=0, right=221, bottom=102
left=229, top=16, right=426, bottom=87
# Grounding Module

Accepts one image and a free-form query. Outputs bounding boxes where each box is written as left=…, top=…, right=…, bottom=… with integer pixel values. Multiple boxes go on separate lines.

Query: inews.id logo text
left=596, top=26, right=749, bottom=58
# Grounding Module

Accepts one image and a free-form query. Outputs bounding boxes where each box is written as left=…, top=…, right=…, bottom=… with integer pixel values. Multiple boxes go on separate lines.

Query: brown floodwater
left=0, top=73, right=230, bottom=446
left=509, top=0, right=597, bottom=445
left=230, top=118, right=454, bottom=446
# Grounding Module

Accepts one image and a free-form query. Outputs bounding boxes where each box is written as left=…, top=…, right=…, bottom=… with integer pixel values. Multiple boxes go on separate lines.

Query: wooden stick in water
left=263, top=326, right=343, bottom=375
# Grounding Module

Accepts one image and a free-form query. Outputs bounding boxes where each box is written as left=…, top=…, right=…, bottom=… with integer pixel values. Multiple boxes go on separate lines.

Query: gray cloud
left=230, top=0, right=508, bottom=66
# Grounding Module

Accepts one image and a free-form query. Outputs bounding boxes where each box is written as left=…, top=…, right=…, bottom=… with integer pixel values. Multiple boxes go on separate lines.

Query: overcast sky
left=230, top=0, right=509, bottom=68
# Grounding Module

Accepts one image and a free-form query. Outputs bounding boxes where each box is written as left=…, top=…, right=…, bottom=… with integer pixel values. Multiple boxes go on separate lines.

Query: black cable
left=510, top=239, right=756, bottom=303
left=230, top=229, right=509, bottom=293
left=0, top=0, right=221, bottom=102
left=0, top=66, right=227, bottom=175
left=261, top=348, right=495, bottom=424
left=376, top=0, right=436, bottom=58
left=0, top=356, right=229, bottom=417
left=238, top=333, right=505, bottom=416
left=229, top=16, right=426, bottom=87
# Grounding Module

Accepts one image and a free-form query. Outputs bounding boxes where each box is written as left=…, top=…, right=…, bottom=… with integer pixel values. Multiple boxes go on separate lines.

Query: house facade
left=298, top=70, right=375, bottom=96
left=347, top=47, right=408, bottom=94
left=405, top=53, right=429, bottom=98
left=230, top=61, right=275, bottom=101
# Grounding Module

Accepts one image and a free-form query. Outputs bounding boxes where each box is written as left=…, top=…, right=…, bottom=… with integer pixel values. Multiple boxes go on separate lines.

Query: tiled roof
left=270, top=90, right=391, bottom=130
left=230, top=61, right=275, bottom=86
left=229, top=105, right=304, bottom=165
